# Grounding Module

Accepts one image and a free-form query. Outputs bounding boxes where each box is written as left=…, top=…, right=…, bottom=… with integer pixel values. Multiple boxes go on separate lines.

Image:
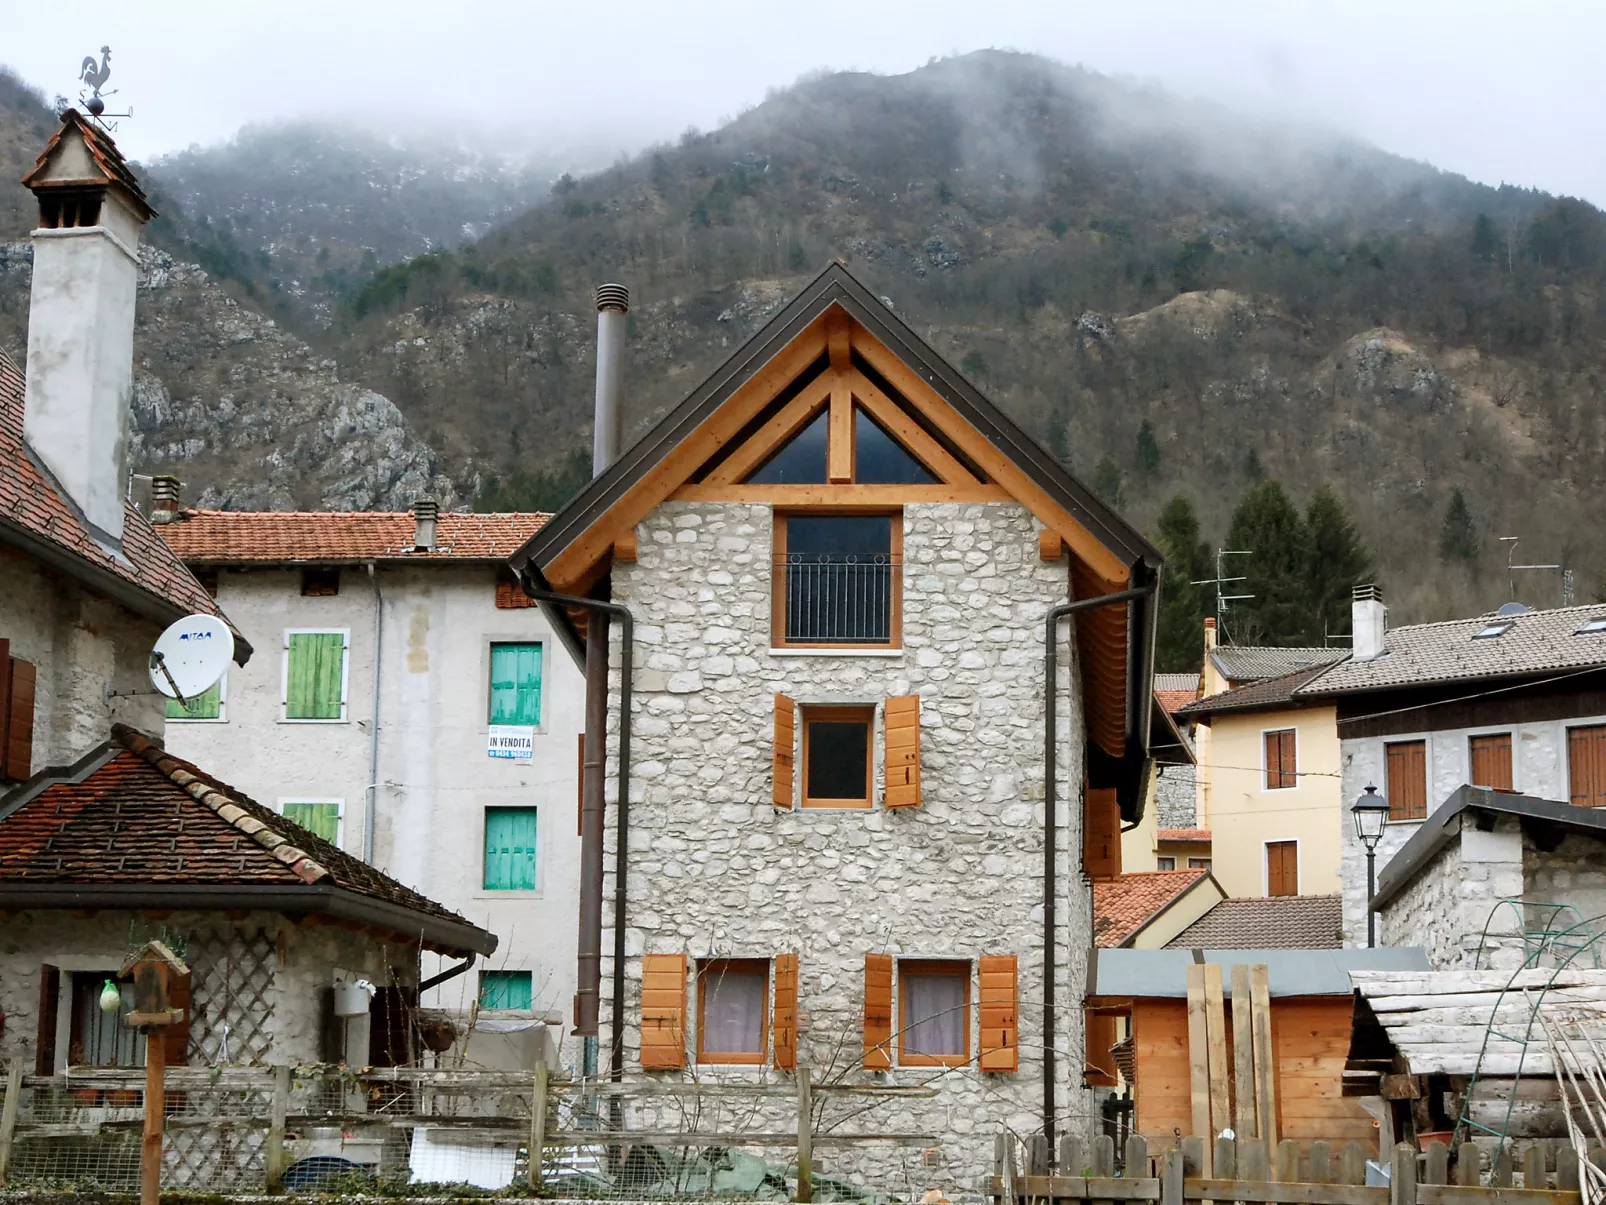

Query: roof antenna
left=1498, top=536, right=1567, bottom=606
left=55, top=46, right=133, bottom=131
left=1191, top=548, right=1253, bottom=645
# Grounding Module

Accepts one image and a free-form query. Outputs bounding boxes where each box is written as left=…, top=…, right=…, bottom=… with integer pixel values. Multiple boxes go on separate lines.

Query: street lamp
left=1351, top=783, right=1390, bottom=948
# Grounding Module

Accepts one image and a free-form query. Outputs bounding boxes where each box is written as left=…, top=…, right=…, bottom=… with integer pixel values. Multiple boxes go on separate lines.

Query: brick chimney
left=1352, top=584, right=1387, bottom=661
left=20, top=111, right=155, bottom=546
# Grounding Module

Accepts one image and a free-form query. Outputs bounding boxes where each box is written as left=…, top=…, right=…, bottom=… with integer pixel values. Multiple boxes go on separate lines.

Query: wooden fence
left=993, top=1135, right=1589, bottom=1205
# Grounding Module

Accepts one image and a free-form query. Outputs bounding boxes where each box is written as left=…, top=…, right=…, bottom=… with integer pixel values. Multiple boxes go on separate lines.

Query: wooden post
left=527, top=1062, right=549, bottom=1193
left=1186, top=964, right=1213, bottom=1175
left=1391, top=1142, right=1417, bottom=1205
left=1231, top=965, right=1256, bottom=1140
left=795, top=1066, right=813, bottom=1204
left=1214, top=1135, right=1236, bottom=1181
left=1558, top=1147, right=1580, bottom=1192
left=0, top=1058, right=22, bottom=1184
left=1522, top=1145, right=1545, bottom=1190
left=1492, top=1146, right=1514, bottom=1188
left=1275, top=1139, right=1300, bottom=1183
left=1248, top=966, right=1278, bottom=1148
left=142, top=1028, right=165, bottom=1205
left=1161, top=1147, right=1185, bottom=1205
left=1180, top=1136, right=1206, bottom=1177
left=1241, top=1138, right=1270, bottom=1184
left=1125, top=1135, right=1148, bottom=1180
left=1203, top=964, right=1230, bottom=1142
left=1059, top=1135, right=1083, bottom=1177
left=1310, top=1141, right=1332, bottom=1184
left=1423, top=1141, right=1448, bottom=1186
left=1455, top=1143, right=1481, bottom=1187
left=264, top=1064, right=290, bottom=1194
left=1338, top=1141, right=1367, bottom=1186
left=1092, top=1133, right=1115, bottom=1177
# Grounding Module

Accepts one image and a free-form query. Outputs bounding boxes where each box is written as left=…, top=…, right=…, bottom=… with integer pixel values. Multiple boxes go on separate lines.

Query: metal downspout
left=1042, top=582, right=1155, bottom=1148
left=364, top=562, right=383, bottom=865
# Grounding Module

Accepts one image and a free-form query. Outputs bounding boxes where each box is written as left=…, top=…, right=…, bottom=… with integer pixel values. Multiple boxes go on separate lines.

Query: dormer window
left=1578, top=617, right=1606, bottom=635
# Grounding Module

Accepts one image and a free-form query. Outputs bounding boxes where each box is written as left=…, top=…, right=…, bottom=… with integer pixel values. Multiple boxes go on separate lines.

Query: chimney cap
left=1353, top=583, right=1383, bottom=602
left=1203, top=616, right=1216, bottom=629
left=595, top=283, right=630, bottom=314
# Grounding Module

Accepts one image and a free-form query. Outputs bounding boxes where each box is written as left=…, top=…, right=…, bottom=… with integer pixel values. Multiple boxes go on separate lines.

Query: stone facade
left=1154, top=765, right=1198, bottom=830
left=596, top=499, right=1091, bottom=1176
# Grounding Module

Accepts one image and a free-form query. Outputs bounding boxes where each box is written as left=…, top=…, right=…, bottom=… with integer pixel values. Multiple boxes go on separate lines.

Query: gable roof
left=1165, top=895, right=1343, bottom=950
left=1154, top=673, right=1201, bottom=715
left=160, top=509, right=551, bottom=565
left=21, top=108, right=154, bottom=221
left=0, top=352, right=247, bottom=662
left=1295, top=604, right=1606, bottom=697
left=1094, top=869, right=1212, bottom=947
left=513, top=263, right=1161, bottom=766
left=1178, top=659, right=1341, bottom=718
left=1210, top=645, right=1339, bottom=683
left=0, top=725, right=494, bottom=955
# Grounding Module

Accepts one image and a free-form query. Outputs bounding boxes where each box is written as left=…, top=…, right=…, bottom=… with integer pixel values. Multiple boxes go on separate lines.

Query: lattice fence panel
left=185, top=922, right=276, bottom=1066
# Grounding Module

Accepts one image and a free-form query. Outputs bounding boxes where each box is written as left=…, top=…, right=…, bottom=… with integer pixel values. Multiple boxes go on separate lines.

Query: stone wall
left=1376, top=817, right=1525, bottom=969
left=596, top=500, right=1092, bottom=1175
left=1524, top=831, right=1606, bottom=943
left=1154, top=764, right=1197, bottom=830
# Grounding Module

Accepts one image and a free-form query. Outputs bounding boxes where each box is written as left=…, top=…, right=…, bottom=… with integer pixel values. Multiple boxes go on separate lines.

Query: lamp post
left=1351, top=783, right=1390, bottom=948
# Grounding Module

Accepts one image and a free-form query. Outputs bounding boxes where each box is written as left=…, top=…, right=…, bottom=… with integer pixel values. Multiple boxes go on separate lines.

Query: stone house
left=511, top=265, right=1164, bottom=1168
left=154, top=502, right=584, bottom=1063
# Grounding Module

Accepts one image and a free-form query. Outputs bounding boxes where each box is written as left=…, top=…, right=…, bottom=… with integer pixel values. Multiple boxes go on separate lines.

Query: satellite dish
left=149, top=614, right=233, bottom=701
left=1495, top=601, right=1533, bottom=618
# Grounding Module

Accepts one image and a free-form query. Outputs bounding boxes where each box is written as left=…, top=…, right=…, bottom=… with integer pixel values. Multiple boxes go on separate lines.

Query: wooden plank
left=1391, top=1143, right=1417, bottom=1205
left=1522, top=1148, right=1544, bottom=1192
left=1418, top=1189, right=1581, bottom=1205
left=1189, top=1182, right=1388, bottom=1205
left=992, top=1176, right=1160, bottom=1200
left=1455, top=1145, right=1481, bottom=1187
left=1233, top=966, right=1258, bottom=1139
left=1250, top=965, right=1279, bottom=1148
left=0, top=1059, right=22, bottom=1184
left=1204, top=964, right=1231, bottom=1140
left=1339, top=1143, right=1369, bottom=1186
left=1277, top=1140, right=1302, bottom=1184
left=827, top=368, right=853, bottom=484
left=1162, top=1149, right=1185, bottom=1205
left=702, top=375, right=833, bottom=485
left=527, top=1062, right=548, bottom=1193
left=1188, top=964, right=1214, bottom=1173
left=796, top=1066, right=814, bottom=1203
left=669, top=482, right=1010, bottom=503
left=264, top=1064, right=289, bottom=1194
left=1424, top=1143, right=1449, bottom=1187
left=1311, top=1142, right=1333, bottom=1185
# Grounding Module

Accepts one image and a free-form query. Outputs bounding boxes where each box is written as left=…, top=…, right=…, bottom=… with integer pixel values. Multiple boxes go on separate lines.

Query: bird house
left=120, top=940, right=190, bottom=1028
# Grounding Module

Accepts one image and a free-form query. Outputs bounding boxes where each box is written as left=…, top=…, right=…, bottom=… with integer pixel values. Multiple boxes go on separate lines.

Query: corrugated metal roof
left=1089, top=946, right=1429, bottom=998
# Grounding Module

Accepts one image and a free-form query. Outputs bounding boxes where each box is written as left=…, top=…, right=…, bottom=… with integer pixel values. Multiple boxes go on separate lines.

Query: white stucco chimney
left=1352, top=584, right=1388, bottom=660
left=20, top=111, right=154, bottom=546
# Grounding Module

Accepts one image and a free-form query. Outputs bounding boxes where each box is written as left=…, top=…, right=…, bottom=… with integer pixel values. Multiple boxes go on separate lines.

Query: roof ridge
left=113, top=725, right=330, bottom=885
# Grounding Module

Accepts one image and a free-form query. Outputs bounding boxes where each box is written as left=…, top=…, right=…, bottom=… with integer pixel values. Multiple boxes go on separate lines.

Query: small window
left=802, top=705, right=874, bottom=808
left=1469, top=733, right=1514, bottom=792
left=1266, top=841, right=1298, bottom=896
left=773, top=513, right=902, bottom=648
left=1386, top=740, right=1428, bottom=821
left=484, top=807, right=538, bottom=890
left=697, top=958, right=769, bottom=1065
left=1155, top=856, right=1177, bottom=871
left=69, top=973, right=143, bottom=1068
left=899, top=960, right=970, bottom=1067
left=167, top=675, right=224, bottom=722
left=284, top=631, right=348, bottom=720
left=479, top=971, right=533, bottom=1010
left=489, top=643, right=543, bottom=726
left=1473, top=621, right=1514, bottom=639
left=281, top=800, right=341, bottom=846
left=1578, top=617, right=1606, bottom=635
left=1187, top=857, right=1212, bottom=870
left=301, top=568, right=340, bottom=597
left=1263, top=728, right=1296, bottom=790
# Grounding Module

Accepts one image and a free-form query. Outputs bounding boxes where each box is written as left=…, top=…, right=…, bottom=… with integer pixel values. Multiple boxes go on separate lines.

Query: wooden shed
left=1088, top=947, right=1428, bottom=1150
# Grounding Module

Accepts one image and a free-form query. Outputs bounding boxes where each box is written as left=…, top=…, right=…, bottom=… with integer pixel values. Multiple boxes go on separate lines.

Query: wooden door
left=1267, top=841, right=1298, bottom=897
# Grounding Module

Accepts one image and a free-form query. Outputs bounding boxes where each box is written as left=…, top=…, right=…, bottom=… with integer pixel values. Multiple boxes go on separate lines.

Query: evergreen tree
left=1224, top=478, right=1307, bottom=644
left=1136, top=419, right=1161, bottom=474
left=1154, top=494, right=1213, bottom=672
left=1093, top=457, right=1124, bottom=509
left=1471, top=213, right=1498, bottom=261
left=1243, top=447, right=1265, bottom=480
left=1046, top=409, right=1070, bottom=464
left=1440, top=488, right=1480, bottom=561
left=1303, top=485, right=1374, bottom=640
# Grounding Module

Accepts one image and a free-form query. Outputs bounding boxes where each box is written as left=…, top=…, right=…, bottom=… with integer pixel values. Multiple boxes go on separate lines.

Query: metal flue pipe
left=592, top=284, right=629, bottom=471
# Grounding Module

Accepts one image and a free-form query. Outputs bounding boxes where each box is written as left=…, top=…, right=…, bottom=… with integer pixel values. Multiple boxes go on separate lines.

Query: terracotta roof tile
left=159, top=509, right=552, bottom=564
left=1165, top=895, right=1343, bottom=950
left=21, top=109, right=153, bottom=219
left=0, top=725, right=488, bottom=948
left=1155, top=689, right=1200, bottom=715
left=1094, top=870, right=1210, bottom=948
left=1177, top=660, right=1339, bottom=717
left=1158, top=828, right=1211, bottom=842
left=0, top=352, right=234, bottom=640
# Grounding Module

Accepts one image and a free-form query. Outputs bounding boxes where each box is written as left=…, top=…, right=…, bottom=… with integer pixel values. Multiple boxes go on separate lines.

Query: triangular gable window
left=747, top=407, right=829, bottom=484
left=854, top=406, right=938, bottom=485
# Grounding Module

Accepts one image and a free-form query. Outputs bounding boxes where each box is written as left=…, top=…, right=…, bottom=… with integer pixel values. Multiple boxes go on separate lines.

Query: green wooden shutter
left=489, top=643, right=542, bottom=726
left=287, top=633, right=345, bottom=719
left=483, top=807, right=538, bottom=890
left=479, top=971, right=533, bottom=1010
left=166, top=680, right=222, bottom=720
left=283, top=802, right=340, bottom=844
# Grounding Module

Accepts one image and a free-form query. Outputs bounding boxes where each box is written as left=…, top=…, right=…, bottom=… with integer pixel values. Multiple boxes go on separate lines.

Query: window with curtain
left=167, top=677, right=223, bottom=721
left=483, top=808, right=538, bottom=890
left=489, top=643, right=543, bottom=726
left=285, top=632, right=346, bottom=719
left=899, top=960, right=969, bottom=1066
left=1385, top=740, right=1428, bottom=821
left=697, top=959, right=769, bottom=1064
left=282, top=801, right=341, bottom=845
left=479, top=971, right=533, bottom=1010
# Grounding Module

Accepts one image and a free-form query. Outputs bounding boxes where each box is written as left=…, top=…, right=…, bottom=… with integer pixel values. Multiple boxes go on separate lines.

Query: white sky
left=3, top=0, right=1603, bottom=205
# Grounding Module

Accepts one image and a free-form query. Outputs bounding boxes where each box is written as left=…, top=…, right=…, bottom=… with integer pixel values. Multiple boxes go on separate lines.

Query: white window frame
left=280, top=628, right=352, bottom=724
left=277, top=797, right=345, bottom=849
left=1260, top=725, right=1299, bottom=793
left=165, top=670, right=229, bottom=724
left=1262, top=837, right=1300, bottom=898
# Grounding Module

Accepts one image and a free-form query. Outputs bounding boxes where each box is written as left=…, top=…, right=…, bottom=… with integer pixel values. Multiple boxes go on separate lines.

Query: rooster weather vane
left=55, top=46, right=131, bottom=130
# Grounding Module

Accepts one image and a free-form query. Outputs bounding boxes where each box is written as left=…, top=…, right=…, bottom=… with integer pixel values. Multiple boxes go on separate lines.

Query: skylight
left=1473, top=621, right=1515, bottom=640
left=1578, top=616, right=1606, bottom=635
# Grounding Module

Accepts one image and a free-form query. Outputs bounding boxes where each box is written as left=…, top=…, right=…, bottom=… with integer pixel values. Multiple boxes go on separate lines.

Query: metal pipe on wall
left=364, top=562, right=383, bottom=866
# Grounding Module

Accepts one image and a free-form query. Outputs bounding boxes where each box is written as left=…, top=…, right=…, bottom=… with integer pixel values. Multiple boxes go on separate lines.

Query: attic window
left=1578, top=617, right=1606, bottom=635
left=854, top=406, right=937, bottom=484
left=301, top=569, right=340, bottom=597
left=747, top=408, right=828, bottom=484
left=1473, top=621, right=1514, bottom=640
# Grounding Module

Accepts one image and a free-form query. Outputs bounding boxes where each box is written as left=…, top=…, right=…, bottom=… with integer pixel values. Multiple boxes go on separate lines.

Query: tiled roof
left=0, top=352, right=236, bottom=645
left=1296, top=604, right=1606, bottom=696
left=0, top=725, right=492, bottom=953
left=159, top=509, right=551, bottom=564
left=1154, top=673, right=1201, bottom=693
left=1210, top=646, right=1341, bottom=683
left=21, top=109, right=154, bottom=220
left=1158, top=828, right=1211, bottom=843
left=1156, top=688, right=1201, bottom=715
left=1094, top=870, right=1210, bottom=948
left=1165, top=895, right=1343, bottom=950
left=1178, top=660, right=1340, bottom=717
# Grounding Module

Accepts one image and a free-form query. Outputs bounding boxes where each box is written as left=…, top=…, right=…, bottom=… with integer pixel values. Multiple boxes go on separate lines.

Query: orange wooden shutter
left=978, top=954, right=1019, bottom=1072
left=884, top=695, right=921, bottom=808
left=773, top=694, right=796, bottom=809
left=1264, top=730, right=1295, bottom=790
left=639, top=953, right=688, bottom=1069
left=1569, top=726, right=1606, bottom=808
left=1084, top=1009, right=1118, bottom=1086
left=165, top=972, right=192, bottom=1066
left=1083, top=787, right=1120, bottom=880
left=773, top=953, right=799, bottom=1070
left=5, top=656, right=36, bottom=781
left=1470, top=733, right=1514, bottom=792
left=1267, top=841, right=1298, bottom=896
left=1386, top=740, right=1428, bottom=820
left=863, top=953, right=893, bottom=1070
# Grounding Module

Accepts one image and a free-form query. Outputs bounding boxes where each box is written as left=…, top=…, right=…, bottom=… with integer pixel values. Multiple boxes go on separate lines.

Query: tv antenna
left=1191, top=548, right=1254, bottom=641
left=1498, top=536, right=1569, bottom=605
left=55, top=46, right=132, bottom=130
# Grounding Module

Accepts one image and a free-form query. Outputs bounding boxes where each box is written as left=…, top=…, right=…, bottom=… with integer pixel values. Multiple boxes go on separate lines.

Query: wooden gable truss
left=514, top=265, right=1159, bottom=765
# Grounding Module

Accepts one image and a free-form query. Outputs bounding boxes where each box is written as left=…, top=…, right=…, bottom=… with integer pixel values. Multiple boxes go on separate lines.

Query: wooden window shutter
left=165, top=972, right=191, bottom=1066
left=862, top=953, right=893, bottom=1070
left=773, top=694, right=796, bottom=809
left=773, top=953, right=799, bottom=1070
left=1570, top=726, right=1606, bottom=808
left=1470, top=733, right=1514, bottom=792
left=1083, top=787, right=1120, bottom=881
left=640, top=953, right=688, bottom=1069
left=1084, top=1010, right=1118, bottom=1086
left=1386, top=740, right=1428, bottom=820
left=884, top=694, right=921, bottom=808
left=4, top=655, right=36, bottom=781
left=978, top=954, right=1019, bottom=1072
left=1267, top=841, right=1298, bottom=896
left=36, top=963, right=59, bottom=1076
left=1264, top=730, right=1295, bottom=790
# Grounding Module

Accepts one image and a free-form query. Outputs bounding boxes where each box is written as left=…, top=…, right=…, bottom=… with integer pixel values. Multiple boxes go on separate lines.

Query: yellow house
left=1175, top=621, right=1344, bottom=900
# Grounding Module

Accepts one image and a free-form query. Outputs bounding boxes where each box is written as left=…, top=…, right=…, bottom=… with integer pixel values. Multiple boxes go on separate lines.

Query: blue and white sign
left=487, top=725, right=535, bottom=760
